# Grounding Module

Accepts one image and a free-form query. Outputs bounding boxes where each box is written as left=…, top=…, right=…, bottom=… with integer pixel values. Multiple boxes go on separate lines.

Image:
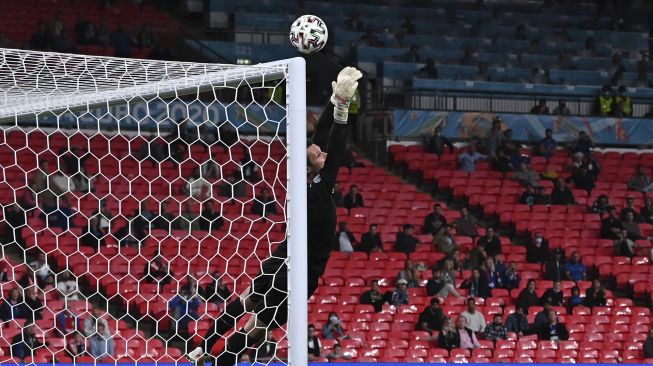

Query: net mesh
left=0, top=48, right=291, bottom=364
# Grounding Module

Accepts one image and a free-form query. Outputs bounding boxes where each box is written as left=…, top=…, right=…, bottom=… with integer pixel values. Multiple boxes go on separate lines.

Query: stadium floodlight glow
left=0, top=47, right=306, bottom=365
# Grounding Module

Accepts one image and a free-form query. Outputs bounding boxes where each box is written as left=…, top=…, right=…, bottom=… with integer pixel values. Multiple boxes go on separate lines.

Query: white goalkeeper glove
left=330, top=66, right=362, bottom=123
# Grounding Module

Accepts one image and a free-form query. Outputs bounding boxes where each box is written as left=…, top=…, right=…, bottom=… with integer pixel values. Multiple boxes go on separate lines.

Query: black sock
left=203, top=299, right=245, bottom=353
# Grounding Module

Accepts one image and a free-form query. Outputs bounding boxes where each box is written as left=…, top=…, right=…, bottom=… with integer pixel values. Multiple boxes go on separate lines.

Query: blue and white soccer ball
left=289, top=15, right=328, bottom=54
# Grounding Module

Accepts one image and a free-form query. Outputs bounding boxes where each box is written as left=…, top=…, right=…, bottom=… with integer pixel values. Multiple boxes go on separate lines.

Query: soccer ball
left=289, top=15, right=328, bottom=54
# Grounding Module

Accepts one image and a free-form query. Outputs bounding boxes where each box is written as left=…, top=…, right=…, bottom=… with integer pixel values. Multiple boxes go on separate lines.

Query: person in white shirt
left=459, top=144, right=486, bottom=173
left=460, top=297, right=486, bottom=334
left=56, top=271, right=80, bottom=302
left=30, top=252, right=51, bottom=284
left=335, top=222, right=357, bottom=253
left=185, top=169, right=211, bottom=199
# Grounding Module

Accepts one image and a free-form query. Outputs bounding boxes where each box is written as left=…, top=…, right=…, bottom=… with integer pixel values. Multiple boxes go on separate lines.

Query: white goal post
left=0, top=48, right=307, bottom=365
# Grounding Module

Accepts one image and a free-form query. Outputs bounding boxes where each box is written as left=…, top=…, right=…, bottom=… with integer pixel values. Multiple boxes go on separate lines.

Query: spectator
left=427, top=126, right=453, bottom=155
left=467, top=243, right=488, bottom=270
left=621, top=196, right=642, bottom=222
left=252, top=188, right=278, bottom=217
left=530, top=99, right=550, bottom=114
left=33, top=160, right=73, bottom=227
left=335, top=221, right=358, bottom=253
left=89, top=323, right=114, bottom=361
left=537, top=310, right=569, bottom=341
left=526, top=232, right=549, bottom=264
left=531, top=66, right=549, bottom=84
left=460, top=47, right=478, bottom=66
left=332, top=182, right=344, bottom=207
left=615, top=228, right=638, bottom=258
left=112, top=24, right=133, bottom=58
left=505, top=307, right=529, bottom=337
left=185, top=169, right=211, bottom=199
left=597, top=85, right=614, bottom=116
left=484, top=314, right=508, bottom=341
left=571, top=131, right=595, bottom=156
left=30, top=252, right=52, bottom=286
left=11, top=324, right=41, bottom=361
left=485, top=118, right=503, bottom=158
left=615, top=85, right=633, bottom=117
left=137, top=23, right=154, bottom=48
left=252, top=330, right=276, bottom=362
left=359, top=224, right=383, bottom=253
left=360, top=280, right=384, bottom=312
left=477, top=227, right=501, bottom=257
left=395, top=224, right=420, bottom=254
left=400, top=15, right=416, bottom=35
left=326, top=344, right=351, bottom=361
left=459, top=143, right=487, bottom=174
left=629, top=165, right=653, bottom=192
left=500, top=129, right=521, bottom=166
left=24, top=287, right=43, bottom=321
left=584, top=279, right=607, bottom=308
left=175, top=202, right=199, bottom=232
left=519, top=184, right=537, bottom=206
left=601, top=207, right=624, bottom=239
left=534, top=302, right=553, bottom=329
left=145, top=255, right=173, bottom=285
left=201, top=273, right=230, bottom=304
left=642, top=196, right=653, bottom=224
left=483, top=258, right=503, bottom=290
left=514, top=23, right=527, bottom=40
left=541, top=281, right=564, bottom=306
left=384, top=279, right=410, bottom=306
left=30, top=21, right=52, bottom=50
left=503, top=261, right=520, bottom=290
left=239, top=151, right=260, bottom=183
left=66, top=332, right=86, bottom=358
left=645, top=328, right=653, bottom=358
left=169, top=286, right=200, bottom=337
left=550, top=179, right=575, bottom=205
left=461, top=269, right=491, bottom=299
left=512, top=162, right=540, bottom=187
left=454, top=207, right=480, bottom=238
left=83, top=306, right=109, bottom=337
left=434, top=225, right=458, bottom=255
left=56, top=309, right=76, bottom=337
left=343, top=185, right=364, bottom=211
left=536, top=129, right=558, bottom=159
left=517, top=279, right=540, bottom=312
left=152, top=201, right=174, bottom=231
left=457, top=315, right=481, bottom=349
left=307, top=324, right=322, bottom=360
left=567, top=286, right=583, bottom=313
left=418, top=297, right=445, bottom=333
left=415, top=57, right=438, bottom=79
left=426, top=268, right=461, bottom=300
left=564, top=251, right=586, bottom=282
left=199, top=202, right=224, bottom=232
left=461, top=297, right=486, bottom=333
left=322, top=312, right=348, bottom=341
left=403, top=45, right=420, bottom=63
left=623, top=211, right=645, bottom=240
left=344, top=10, right=365, bottom=32
left=534, top=186, right=551, bottom=205
left=98, top=199, right=113, bottom=232
left=3, top=204, right=25, bottom=246
left=552, top=100, right=572, bottom=116
left=592, top=194, right=612, bottom=215
left=0, top=288, right=28, bottom=321
left=438, top=317, right=460, bottom=350
left=80, top=216, right=104, bottom=251
left=472, top=62, right=490, bottom=82
left=56, top=271, right=80, bottom=303
left=544, top=249, right=566, bottom=281
left=397, top=259, right=420, bottom=288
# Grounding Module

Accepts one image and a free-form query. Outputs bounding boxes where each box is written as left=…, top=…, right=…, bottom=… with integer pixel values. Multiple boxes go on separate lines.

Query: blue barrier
left=393, top=109, right=653, bottom=146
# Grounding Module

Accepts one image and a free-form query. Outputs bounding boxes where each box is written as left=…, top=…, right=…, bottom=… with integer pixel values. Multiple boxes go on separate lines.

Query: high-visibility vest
left=598, top=95, right=613, bottom=116
left=616, top=95, right=633, bottom=116
left=349, top=88, right=360, bottom=114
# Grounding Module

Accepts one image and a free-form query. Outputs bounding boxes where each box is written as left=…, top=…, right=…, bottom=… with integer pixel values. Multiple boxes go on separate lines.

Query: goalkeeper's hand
left=331, top=66, right=362, bottom=122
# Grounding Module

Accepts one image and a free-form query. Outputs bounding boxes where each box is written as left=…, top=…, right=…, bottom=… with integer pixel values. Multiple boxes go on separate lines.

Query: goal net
left=0, top=48, right=307, bottom=365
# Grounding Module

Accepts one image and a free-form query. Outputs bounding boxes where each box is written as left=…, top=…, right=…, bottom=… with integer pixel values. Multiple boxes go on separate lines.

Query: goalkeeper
left=188, top=66, right=362, bottom=366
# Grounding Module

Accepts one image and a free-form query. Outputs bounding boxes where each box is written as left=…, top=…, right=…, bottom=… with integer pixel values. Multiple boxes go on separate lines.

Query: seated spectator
left=500, top=129, right=520, bottom=164
left=397, top=259, right=420, bottom=288
left=544, top=249, right=566, bottom=281
left=332, top=182, right=344, bottom=207
left=395, top=224, right=420, bottom=254
left=476, top=227, right=501, bottom=257
left=534, top=186, right=551, bottom=205
left=219, top=174, right=246, bottom=198
left=326, top=344, right=351, bottom=361
left=567, top=286, right=583, bottom=314
left=550, top=179, right=575, bottom=205
left=584, top=279, right=606, bottom=308
left=520, top=184, right=537, bottom=206
left=541, top=281, right=564, bottom=306
left=461, top=269, right=491, bottom=299
left=30, top=252, right=53, bottom=287
left=252, top=331, right=276, bottom=362
left=184, top=169, right=211, bottom=199
left=536, top=128, right=557, bottom=159
left=622, top=211, right=645, bottom=240
left=423, top=203, right=447, bottom=236
left=24, top=286, right=43, bottom=321
left=80, top=216, right=104, bottom=251
left=461, top=297, right=486, bottom=334
left=503, top=261, right=520, bottom=290
left=56, top=309, right=76, bottom=337
left=564, top=252, right=586, bottom=282
left=534, top=302, right=553, bottom=329
left=615, top=228, right=637, bottom=258
left=642, top=197, right=653, bottom=224
left=592, top=194, right=612, bottom=215
left=307, top=324, right=322, bottom=361
left=335, top=221, right=358, bottom=253
left=526, top=232, right=549, bottom=264
left=71, top=166, right=93, bottom=193
left=201, top=273, right=230, bottom=304
left=426, top=268, right=461, bottom=300
left=427, top=126, right=453, bottom=155
left=483, top=258, right=503, bottom=290
left=438, top=317, right=460, bottom=350
left=601, top=207, right=624, bottom=239
left=360, top=280, right=384, bottom=312
left=83, top=306, right=109, bottom=337
left=454, top=207, right=479, bottom=238
left=530, top=99, right=550, bottom=114
left=459, top=143, right=486, bottom=173
left=322, top=312, right=348, bottom=341
left=12, top=324, right=42, bottom=361
left=645, top=328, right=653, bottom=359
left=199, top=202, right=224, bottom=232
left=621, top=196, right=642, bottom=222
left=3, top=203, right=25, bottom=246
left=56, top=271, right=80, bottom=302
left=384, top=279, right=410, bottom=306
left=552, top=100, right=571, bottom=116
left=415, top=57, right=438, bottom=79
left=472, top=62, right=491, bottom=82
left=417, top=298, right=445, bottom=333
left=169, top=286, right=200, bottom=337
left=89, top=323, right=114, bottom=361
left=484, top=314, right=508, bottom=341
left=239, top=151, right=260, bottom=183
left=505, top=307, right=529, bottom=337
left=571, top=131, right=595, bottom=156
left=360, top=224, right=383, bottom=253
left=571, top=165, right=595, bottom=193
left=0, top=288, right=28, bottom=321
left=434, top=225, right=458, bottom=255
left=485, top=118, right=503, bottom=158
left=145, top=255, right=173, bottom=285
left=512, top=162, right=540, bottom=187
left=343, top=185, right=364, bottom=211
left=517, top=279, right=540, bottom=312
left=629, top=165, right=653, bottom=192
left=460, top=47, right=478, bottom=65
left=467, top=244, right=488, bottom=270
left=457, top=315, right=481, bottom=349
left=175, top=202, right=200, bottom=232
left=66, top=332, right=86, bottom=358
left=252, top=188, right=278, bottom=217
left=537, top=310, right=569, bottom=341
